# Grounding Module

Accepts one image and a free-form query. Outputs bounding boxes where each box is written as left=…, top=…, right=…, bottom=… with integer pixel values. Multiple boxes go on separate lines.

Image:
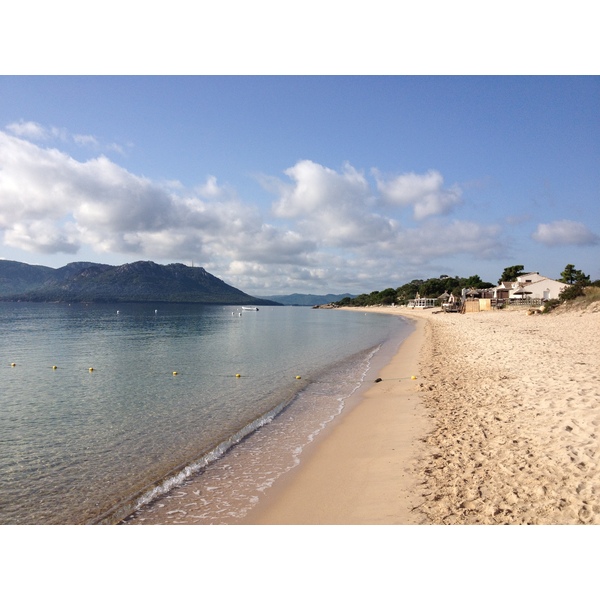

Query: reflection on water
left=0, top=303, right=411, bottom=524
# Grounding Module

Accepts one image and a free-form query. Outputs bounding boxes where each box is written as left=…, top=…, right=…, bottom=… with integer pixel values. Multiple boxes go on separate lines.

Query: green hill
left=0, top=260, right=280, bottom=305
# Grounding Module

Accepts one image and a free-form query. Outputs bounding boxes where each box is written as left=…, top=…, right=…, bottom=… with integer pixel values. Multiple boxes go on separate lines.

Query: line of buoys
left=6, top=362, right=191, bottom=377
left=5, top=363, right=308, bottom=381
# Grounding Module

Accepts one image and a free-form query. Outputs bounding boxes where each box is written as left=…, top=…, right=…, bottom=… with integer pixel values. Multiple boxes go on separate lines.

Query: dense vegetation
left=335, top=274, right=494, bottom=307
left=334, top=264, right=597, bottom=308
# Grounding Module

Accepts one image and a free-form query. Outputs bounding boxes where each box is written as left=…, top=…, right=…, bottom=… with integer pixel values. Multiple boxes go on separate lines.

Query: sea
left=0, top=302, right=413, bottom=525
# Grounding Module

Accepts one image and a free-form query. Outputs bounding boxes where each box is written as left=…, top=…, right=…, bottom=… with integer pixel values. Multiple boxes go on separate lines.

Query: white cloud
left=4, top=220, right=79, bottom=254
left=0, top=132, right=321, bottom=270
left=273, top=160, right=372, bottom=218
left=73, top=133, right=99, bottom=147
left=532, top=220, right=599, bottom=247
left=0, top=132, right=179, bottom=255
left=271, top=159, right=395, bottom=247
left=5, top=120, right=48, bottom=140
left=5, top=121, right=120, bottom=154
left=107, top=142, right=128, bottom=156
left=195, top=175, right=224, bottom=198
left=5, top=120, right=70, bottom=142
left=0, top=130, right=508, bottom=294
left=374, top=169, right=463, bottom=220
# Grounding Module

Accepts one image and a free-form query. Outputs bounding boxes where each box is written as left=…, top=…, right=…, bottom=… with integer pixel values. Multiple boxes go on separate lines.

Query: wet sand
left=244, top=301, right=600, bottom=525
left=242, top=312, right=428, bottom=524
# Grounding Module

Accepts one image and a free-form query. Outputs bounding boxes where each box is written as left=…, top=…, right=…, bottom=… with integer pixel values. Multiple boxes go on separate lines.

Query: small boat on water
left=242, top=306, right=259, bottom=311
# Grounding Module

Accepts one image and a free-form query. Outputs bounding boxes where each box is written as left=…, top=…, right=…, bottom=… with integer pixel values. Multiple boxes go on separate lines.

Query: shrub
left=542, top=299, right=561, bottom=313
left=559, top=284, right=586, bottom=302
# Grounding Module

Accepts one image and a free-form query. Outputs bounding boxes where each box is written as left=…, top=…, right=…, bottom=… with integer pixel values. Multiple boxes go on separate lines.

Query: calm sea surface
left=0, top=302, right=412, bottom=524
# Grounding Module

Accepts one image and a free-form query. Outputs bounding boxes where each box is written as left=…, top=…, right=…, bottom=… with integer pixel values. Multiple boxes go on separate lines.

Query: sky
left=1, top=3, right=599, bottom=297
left=1, top=75, right=598, bottom=296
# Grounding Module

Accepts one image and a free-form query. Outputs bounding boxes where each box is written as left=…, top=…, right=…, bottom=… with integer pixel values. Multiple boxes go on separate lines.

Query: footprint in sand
left=578, top=505, right=593, bottom=523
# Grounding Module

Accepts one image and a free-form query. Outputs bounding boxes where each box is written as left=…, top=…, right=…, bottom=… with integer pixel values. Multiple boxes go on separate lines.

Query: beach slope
left=243, top=314, right=428, bottom=524
left=245, top=301, right=600, bottom=525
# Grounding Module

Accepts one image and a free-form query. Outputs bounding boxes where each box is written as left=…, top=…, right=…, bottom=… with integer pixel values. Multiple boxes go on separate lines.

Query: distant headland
left=0, top=259, right=281, bottom=305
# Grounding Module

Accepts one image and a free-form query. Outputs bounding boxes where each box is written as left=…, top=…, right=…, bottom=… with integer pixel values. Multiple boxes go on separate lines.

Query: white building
left=494, top=272, right=570, bottom=302
left=407, top=297, right=436, bottom=309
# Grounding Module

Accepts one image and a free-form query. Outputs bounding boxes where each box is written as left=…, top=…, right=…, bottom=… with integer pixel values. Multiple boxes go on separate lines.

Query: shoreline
left=242, top=307, right=429, bottom=524
left=244, top=301, right=600, bottom=525
left=118, top=308, right=416, bottom=525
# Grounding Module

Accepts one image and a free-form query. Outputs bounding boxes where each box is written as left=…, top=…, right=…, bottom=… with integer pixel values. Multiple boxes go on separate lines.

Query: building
left=407, top=297, right=436, bottom=309
left=493, top=272, right=570, bottom=302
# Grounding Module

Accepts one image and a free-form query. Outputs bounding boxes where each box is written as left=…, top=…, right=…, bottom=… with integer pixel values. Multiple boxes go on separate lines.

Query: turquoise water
left=0, top=302, right=412, bottom=524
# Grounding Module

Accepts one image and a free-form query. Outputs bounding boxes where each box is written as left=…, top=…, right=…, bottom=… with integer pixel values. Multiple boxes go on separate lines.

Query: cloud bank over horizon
left=1, top=123, right=598, bottom=293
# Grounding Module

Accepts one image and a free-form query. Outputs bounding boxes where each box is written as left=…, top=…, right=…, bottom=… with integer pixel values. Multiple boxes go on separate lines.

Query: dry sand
left=244, top=301, right=600, bottom=525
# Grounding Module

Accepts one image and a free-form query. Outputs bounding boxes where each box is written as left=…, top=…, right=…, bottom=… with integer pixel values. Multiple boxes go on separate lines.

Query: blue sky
left=1, top=75, right=598, bottom=295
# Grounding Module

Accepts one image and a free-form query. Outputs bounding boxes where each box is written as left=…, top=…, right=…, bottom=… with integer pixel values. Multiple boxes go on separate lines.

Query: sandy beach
left=243, top=313, right=428, bottom=524
left=244, top=301, right=600, bottom=525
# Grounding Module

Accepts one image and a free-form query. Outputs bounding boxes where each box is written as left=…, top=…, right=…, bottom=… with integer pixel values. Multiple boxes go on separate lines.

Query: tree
left=560, top=264, right=591, bottom=285
left=498, top=265, right=525, bottom=285
left=365, top=290, right=396, bottom=305
left=560, top=264, right=577, bottom=284
left=462, top=274, right=494, bottom=289
left=419, top=278, right=448, bottom=298
left=395, top=280, right=422, bottom=304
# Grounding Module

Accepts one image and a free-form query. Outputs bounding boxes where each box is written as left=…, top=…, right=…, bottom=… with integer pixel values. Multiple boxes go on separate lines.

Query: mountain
left=0, top=260, right=57, bottom=294
left=0, top=260, right=281, bottom=305
left=258, top=293, right=357, bottom=306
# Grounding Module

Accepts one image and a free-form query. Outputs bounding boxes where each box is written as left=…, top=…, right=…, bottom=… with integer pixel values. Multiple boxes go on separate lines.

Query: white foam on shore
left=121, top=320, right=413, bottom=524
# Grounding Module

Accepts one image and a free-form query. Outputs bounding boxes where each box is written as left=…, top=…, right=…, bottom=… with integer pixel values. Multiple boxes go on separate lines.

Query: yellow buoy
left=411, top=375, right=417, bottom=380
left=10, top=363, right=16, bottom=367
left=235, top=373, right=241, bottom=378
left=89, top=367, right=94, bottom=372
left=173, top=371, right=178, bottom=376
left=295, top=375, right=301, bottom=379
left=52, top=365, right=58, bottom=370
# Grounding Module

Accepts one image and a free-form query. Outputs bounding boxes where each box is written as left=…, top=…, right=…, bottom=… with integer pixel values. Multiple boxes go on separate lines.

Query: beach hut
left=466, top=288, right=482, bottom=298
left=407, top=297, right=436, bottom=309
left=441, top=292, right=460, bottom=312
